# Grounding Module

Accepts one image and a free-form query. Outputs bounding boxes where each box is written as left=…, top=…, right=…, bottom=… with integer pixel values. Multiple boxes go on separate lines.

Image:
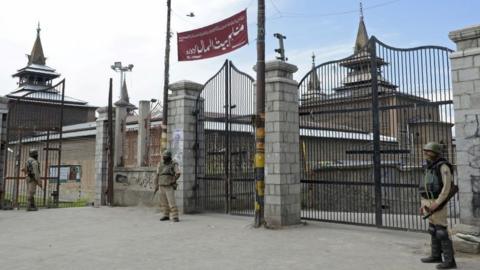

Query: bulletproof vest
left=26, top=157, right=40, bottom=182
left=419, top=158, right=452, bottom=199
left=158, top=161, right=176, bottom=186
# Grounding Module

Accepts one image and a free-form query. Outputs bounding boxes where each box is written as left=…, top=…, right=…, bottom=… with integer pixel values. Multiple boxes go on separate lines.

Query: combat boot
left=421, top=224, right=442, bottom=263
left=172, top=217, right=179, bottom=222
left=160, top=216, right=170, bottom=221
left=437, top=239, right=456, bottom=269
left=26, top=198, right=37, bottom=211
left=435, top=225, right=457, bottom=269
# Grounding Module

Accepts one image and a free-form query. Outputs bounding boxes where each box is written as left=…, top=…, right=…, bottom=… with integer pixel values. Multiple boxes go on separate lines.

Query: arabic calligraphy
left=177, top=10, right=248, bottom=61
left=185, top=24, right=246, bottom=56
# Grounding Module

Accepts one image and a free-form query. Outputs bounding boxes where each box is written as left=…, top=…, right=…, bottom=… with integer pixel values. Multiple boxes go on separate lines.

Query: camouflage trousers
left=159, top=185, right=178, bottom=219
left=421, top=198, right=448, bottom=227
left=27, top=181, right=37, bottom=207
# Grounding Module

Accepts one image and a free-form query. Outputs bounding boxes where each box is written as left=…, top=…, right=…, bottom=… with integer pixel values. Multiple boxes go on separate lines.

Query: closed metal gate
left=194, top=60, right=256, bottom=215
left=2, top=80, right=66, bottom=209
left=298, top=37, right=458, bottom=231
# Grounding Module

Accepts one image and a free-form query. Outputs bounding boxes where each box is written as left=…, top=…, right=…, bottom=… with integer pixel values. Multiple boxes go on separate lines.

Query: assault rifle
left=21, top=167, right=43, bottom=189
left=423, top=183, right=459, bottom=220
left=151, top=188, right=158, bottom=201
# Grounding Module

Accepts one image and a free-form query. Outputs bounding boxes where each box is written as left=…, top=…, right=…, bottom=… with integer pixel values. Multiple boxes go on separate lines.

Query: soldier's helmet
left=423, top=142, right=443, bottom=155
left=29, top=149, right=38, bottom=157
left=162, top=150, right=172, bottom=158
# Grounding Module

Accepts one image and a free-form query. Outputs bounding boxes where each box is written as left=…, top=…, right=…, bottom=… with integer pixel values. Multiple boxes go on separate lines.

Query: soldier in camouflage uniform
left=154, top=150, right=181, bottom=222
left=24, top=149, right=42, bottom=211
left=419, top=142, right=456, bottom=269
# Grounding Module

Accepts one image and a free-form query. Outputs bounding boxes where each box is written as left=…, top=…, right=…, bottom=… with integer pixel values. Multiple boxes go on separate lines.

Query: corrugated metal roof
left=7, top=90, right=91, bottom=106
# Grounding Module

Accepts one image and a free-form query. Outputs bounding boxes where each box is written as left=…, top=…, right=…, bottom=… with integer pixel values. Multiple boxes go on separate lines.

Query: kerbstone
left=453, top=235, right=480, bottom=254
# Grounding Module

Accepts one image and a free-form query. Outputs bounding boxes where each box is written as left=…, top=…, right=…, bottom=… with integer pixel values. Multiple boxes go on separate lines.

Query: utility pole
left=254, top=0, right=266, bottom=228
left=107, top=78, right=114, bottom=206
left=161, top=0, right=172, bottom=152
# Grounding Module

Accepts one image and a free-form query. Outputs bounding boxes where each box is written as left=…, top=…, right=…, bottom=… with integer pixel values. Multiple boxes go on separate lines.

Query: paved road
left=1, top=207, right=478, bottom=270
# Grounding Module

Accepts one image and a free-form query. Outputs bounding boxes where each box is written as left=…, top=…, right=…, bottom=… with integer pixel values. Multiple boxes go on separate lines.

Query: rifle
left=21, top=167, right=43, bottom=189
left=33, top=177, right=43, bottom=189
left=423, top=183, right=458, bottom=220
left=151, top=187, right=159, bottom=201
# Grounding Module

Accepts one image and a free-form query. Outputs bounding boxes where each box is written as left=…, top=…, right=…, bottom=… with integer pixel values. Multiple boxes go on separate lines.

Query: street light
left=111, top=61, right=134, bottom=89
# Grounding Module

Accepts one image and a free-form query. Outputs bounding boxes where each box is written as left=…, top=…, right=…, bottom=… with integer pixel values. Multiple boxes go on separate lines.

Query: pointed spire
left=114, top=78, right=136, bottom=109
left=311, top=52, right=316, bottom=69
left=308, top=52, right=321, bottom=92
left=354, top=2, right=369, bottom=54
left=360, top=1, right=364, bottom=20
left=121, top=78, right=130, bottom=103
left=28, top=22, right=46, bottom=65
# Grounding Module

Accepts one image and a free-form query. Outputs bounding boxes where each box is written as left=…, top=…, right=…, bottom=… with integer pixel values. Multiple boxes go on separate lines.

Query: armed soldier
left=24, top=149, right=42, bottom=211
left=419, top=142, right=456, bottom=269
left=154, top=150, right=181, bottom=222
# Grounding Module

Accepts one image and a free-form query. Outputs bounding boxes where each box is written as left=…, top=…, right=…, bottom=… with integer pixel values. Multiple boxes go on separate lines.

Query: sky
left=0, top=0, right=479, bottom=108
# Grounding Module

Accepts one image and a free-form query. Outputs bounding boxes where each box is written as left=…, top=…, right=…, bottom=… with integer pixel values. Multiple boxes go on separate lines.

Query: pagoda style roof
left=12, top=63, right=60, bottom=78
left=7, top=24, right=95, bottom=108
left=6, top=89, right=92, bottom=107
left=12, top=24, right=60, bottom=80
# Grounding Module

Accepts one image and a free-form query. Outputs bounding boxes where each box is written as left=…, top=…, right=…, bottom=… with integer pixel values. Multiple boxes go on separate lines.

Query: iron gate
left=298, top=37, right=458, bottom=231
left=194, top=60, right=256, bottom=215
left=2, top=80, right=66, bottom=209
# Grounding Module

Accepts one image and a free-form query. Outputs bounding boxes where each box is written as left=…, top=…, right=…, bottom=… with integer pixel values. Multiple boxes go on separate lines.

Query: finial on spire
left=37, top=21, right=41, bottom=35
left=360, top=1, right=364, bottom=20
left=312, top=52, right=316, bottom=67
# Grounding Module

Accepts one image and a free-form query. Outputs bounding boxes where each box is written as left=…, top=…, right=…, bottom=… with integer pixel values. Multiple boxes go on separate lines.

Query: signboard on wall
left=172, top=129, right=184, bottom=163
left=49, top=165, right=81, bottom=183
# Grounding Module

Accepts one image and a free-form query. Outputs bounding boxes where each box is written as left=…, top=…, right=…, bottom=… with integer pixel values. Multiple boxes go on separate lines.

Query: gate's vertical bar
left=14, top=134, right=22, bottom=209
left=225, top=60, right=230, bottom=214
left=107, top=78, right=114, bottom=206
left=42, top=131, right=50, bottom=206
left=55, top=80, right=66, bottom=207
left=194, top=94, right=199, bottom=211
left=370, top=38, right=383, bottom=227
left=1, top=106, right=11, bottom=208
left=254, top=0, right=266, bottom=227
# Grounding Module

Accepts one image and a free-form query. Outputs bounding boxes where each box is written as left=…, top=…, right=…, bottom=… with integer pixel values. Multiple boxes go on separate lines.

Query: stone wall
left=113, top=167, right=158, bottom=207
left=60, top=138, right=96, bottom=202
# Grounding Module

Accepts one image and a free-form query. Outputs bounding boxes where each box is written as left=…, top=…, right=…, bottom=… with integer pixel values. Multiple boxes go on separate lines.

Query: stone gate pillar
left=94, top=107, right=110, bottom=207
left=137, top=100, right=150, bottom=167
left=114, top=106, right=127, bottom=167
left=263, top=61, right=301, bottom=228
left=167, top=80, right=204, bottom=214
left=449, top=25, right=480, bottom=227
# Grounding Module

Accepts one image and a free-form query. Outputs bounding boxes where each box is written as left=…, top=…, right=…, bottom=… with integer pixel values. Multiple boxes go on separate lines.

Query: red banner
left=177, top=10, right=248, bottom=61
